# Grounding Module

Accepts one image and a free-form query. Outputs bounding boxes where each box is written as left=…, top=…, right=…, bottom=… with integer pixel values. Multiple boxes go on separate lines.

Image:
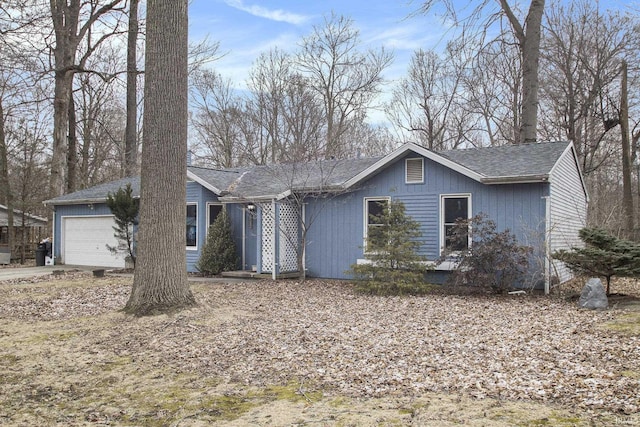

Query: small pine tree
left=441, top=214, right=532, bottom=294
left=553, top=227, right=640, bottom=295
left=196, top=210, right=238, bottom=275
left=106, top=183, right=139, bottom=267
left=348, top=200, right=430, bottom=295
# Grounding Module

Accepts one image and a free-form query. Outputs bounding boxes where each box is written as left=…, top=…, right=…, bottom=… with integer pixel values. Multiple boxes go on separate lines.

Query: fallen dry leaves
left=0, top=272, right=639, bottom=425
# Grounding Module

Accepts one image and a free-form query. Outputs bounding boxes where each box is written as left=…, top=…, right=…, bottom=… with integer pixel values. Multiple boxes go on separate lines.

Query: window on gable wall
left=186, top=204, right=197, bottom=249
left=442, top=195, right=470, bottom=253
left=405, top=158, right=424, bottom=184
left=364, top=197, right=390, bottom=252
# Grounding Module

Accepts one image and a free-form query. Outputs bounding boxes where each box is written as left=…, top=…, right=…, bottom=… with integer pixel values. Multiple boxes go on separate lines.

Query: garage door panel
left=63, top=216, right=126, bottom=268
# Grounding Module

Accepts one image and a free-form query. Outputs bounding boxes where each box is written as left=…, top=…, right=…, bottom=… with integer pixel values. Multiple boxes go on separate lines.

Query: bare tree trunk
left=620, top=60, right=634, bottom=238
left=50, top=71, right=72, bottom=198
left=48, top=0, right=124, bottom=198
left=500, top=0, right=545, bottom=144
left=124, top=0, right=139, bottom=177
left=67, top=84, right=77, bottom=193
left=0, top=100, right=15, bottom=261
left=125, top=0, right=196, bottom=316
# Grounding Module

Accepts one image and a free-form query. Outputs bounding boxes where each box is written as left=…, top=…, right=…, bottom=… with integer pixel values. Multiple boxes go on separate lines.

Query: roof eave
left=480, top=175, right=550, bottom=184
left=187, top=169, right=223, bottom=195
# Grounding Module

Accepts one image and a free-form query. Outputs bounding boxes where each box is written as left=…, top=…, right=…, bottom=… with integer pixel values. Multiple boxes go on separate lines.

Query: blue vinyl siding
left=53, top=182, right=245, bottom=273
left=305, top=153, right=548, bottom=280
left=185, top=182, right=243, bottom=273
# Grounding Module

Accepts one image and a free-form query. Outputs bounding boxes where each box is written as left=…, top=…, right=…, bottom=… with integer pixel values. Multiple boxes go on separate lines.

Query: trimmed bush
left=196, top=210, right=238, bottom=275
left=348, top=200, right=431, bottom=295
left=440, top=214, right=532, bottom=293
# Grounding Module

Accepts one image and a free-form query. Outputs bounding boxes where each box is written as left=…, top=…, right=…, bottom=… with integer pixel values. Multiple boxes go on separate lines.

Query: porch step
left=221, top=270, right=301, bottom=280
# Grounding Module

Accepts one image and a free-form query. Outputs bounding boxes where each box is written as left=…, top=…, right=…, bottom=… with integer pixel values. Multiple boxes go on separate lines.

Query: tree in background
left=48, top=0, right=125, bottom=197
left=196, top=210, right=238, bottom=275
left=125, top=0, right=196, bottom=316
left=124, top=0, right=139, bottom=178
left=105, top=183, right=138, bottom=267
left=348, top=200, right=430, bottom=295
left=298, top=13, right=393, bottom=159
left=553, top=227, right=640, bottom=295
left=417, top=0, right=545, bottom=144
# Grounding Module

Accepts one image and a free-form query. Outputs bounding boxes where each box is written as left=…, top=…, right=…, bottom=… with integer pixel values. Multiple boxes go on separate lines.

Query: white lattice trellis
left=261, top=204, right=274, bottom=273
left=278, top=203, right=299, bottom=273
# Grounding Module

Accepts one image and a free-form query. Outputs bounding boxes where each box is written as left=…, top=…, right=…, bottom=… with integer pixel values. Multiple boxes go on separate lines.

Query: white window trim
left=405, top=158, right=424, bottom=184
left=439, top=194, right=472, bottom=256
left=186, top=203, right=198, bottom=251
left=205, top=202, right=224, bottom=233
left=363, top=196, right=391, bottom=252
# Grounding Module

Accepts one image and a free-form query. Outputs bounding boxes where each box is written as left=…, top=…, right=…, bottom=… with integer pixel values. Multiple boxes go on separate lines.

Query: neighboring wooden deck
left=221, top=270, right=301, bottom=280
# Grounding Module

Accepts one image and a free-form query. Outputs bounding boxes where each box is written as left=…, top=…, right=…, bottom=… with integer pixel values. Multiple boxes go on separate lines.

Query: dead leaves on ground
left=0, top=273, right=639, bottom=421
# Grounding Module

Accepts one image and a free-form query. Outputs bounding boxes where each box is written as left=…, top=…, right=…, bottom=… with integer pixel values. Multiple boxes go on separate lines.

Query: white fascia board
left=187, top=169, right=222, bottom=195
left=549, top=142, right=590, bottom=202
left=342, top=142, right=484, bottom=189
left=43, top=197, right=107, bottom=206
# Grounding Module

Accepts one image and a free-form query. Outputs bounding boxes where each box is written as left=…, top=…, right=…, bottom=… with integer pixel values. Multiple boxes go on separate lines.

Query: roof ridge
left=438, top=140, right=569, bottom=154
left=188, top=165, right=243, bottom=173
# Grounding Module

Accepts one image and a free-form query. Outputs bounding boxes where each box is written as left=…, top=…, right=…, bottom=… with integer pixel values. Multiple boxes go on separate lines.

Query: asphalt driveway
left=0, top=264, right=251, bottom=284
left=0, top=265, right=100, bottom=281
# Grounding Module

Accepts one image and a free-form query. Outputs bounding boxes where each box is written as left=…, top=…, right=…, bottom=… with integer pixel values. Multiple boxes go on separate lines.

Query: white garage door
left=63, top=216, right=126, bottom=268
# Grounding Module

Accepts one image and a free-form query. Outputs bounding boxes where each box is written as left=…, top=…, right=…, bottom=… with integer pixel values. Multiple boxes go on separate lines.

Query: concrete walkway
left=0, top=265, right=254, bottom=284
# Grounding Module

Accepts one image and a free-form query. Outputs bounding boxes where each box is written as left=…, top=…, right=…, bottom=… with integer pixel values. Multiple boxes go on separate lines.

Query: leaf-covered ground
left=0, top=273, right=639, bottom=426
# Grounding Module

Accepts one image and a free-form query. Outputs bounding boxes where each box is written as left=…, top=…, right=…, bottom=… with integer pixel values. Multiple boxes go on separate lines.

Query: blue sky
left=188, top=0, right=444, bottom=89
left=187, top=0, right=633, bottom=124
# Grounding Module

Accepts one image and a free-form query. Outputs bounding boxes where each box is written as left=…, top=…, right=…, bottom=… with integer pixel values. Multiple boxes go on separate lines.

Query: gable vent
left=406, top=158, right=424, bottom=183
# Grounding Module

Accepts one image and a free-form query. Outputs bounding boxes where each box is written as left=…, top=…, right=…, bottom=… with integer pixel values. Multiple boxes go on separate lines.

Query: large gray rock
left=578, top=278, right=608, bottom=310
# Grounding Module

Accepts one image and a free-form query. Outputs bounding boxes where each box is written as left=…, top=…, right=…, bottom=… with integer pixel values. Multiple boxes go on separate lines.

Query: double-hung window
left=441, top=195, right=470, bottom=253
left=364, top=197, right=390, bottom=252
left=186, top=204, right=197, bottom=249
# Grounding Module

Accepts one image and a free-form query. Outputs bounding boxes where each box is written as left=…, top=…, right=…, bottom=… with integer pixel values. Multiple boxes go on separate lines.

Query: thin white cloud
left=365, top=22, right=445, bottom=52
left=224, top=0, right=310, bottom=25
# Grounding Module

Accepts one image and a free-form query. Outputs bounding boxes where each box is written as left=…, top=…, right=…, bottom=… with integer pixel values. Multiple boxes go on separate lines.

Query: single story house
left=44, top=141, right=588, bottom=291
left=0, top=204, right=48, bottom=264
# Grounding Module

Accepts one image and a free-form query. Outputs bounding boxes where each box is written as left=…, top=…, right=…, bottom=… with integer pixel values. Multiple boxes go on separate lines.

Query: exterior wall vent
left=406, top=158, right=424, bottom=184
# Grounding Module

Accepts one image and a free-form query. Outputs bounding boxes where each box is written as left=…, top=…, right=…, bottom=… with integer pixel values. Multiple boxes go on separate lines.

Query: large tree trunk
left=49, top=0, right=78, bottom=198
left=67, top=84, right=78, bottom=193
left=500, top=0, right=545, bottom=144
left=50, top=71, right=73, bottom=198
left=124, top=0, right=139, bottom=177
left=125, top=0, right=196, bottom=316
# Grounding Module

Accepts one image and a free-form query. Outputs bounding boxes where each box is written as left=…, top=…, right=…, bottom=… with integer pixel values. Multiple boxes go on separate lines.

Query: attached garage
left=62, top=215, right=125, bottom=268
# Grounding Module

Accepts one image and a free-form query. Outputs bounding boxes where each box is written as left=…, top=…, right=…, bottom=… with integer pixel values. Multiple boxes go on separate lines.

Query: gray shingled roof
left=44, top=141, right=571, bottom=205
left=44, top=177, right=140, bottom=205
left=221, top=157, right=382, bottom=200
left=438, top=141, right=570, bottom=180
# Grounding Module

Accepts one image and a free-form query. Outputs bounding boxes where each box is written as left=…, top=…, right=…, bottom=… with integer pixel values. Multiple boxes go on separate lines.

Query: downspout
left=301, top=203, right=306, bottom=278
left=543, top=195, right=551, bottom=295
left=51, top=208, right=57, bottom=265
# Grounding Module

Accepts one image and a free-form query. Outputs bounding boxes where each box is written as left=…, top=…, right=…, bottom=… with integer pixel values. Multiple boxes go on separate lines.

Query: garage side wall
left=549, top=148, right=588, bottom=284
